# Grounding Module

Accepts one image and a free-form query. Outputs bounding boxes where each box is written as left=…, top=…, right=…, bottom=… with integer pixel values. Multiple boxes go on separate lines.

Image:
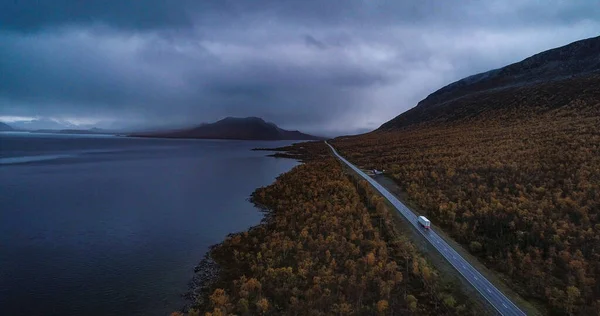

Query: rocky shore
left=182, top=252, right=220, bottom=311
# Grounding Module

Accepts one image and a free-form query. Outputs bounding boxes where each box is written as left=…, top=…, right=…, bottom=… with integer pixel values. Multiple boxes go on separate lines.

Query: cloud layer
left=1, top=0, right=598, bottom=135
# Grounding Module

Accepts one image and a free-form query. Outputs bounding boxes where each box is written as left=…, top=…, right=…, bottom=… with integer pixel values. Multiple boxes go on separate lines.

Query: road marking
left=503, top=303, right=508, bottom=308
left=487, top=288, right=492, bottom=293
left=474, top=277, right=478, bottom=280
left=462, top=264, right=466, bottom=268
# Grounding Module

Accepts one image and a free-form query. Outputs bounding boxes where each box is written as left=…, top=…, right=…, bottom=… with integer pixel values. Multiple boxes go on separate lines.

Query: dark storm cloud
left=0, top=0, right=197, bottom=32
left=0, top=0, right=452, bottom=32
left=1, top=0, right=599, bottom=135
left=5, top=0, right=599, bottom=32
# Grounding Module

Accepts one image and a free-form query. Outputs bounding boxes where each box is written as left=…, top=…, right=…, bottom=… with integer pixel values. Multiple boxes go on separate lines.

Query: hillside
left=332, top=36, right=600, bottom=315
left=0, top=122, right=14, bottom=131
left=380, top=35, right=600, bottom=130
left=137, top=117, right=321, bottom=141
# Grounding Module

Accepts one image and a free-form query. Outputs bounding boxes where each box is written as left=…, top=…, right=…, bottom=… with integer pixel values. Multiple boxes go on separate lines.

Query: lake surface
left=0, top=132, right=299, bottom=316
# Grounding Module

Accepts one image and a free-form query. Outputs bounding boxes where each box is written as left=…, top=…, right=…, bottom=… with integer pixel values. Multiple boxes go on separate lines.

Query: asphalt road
left=326, top=141, right=526, bottom=316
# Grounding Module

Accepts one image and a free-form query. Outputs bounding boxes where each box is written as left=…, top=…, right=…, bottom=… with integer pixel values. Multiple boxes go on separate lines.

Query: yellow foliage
left=331, top=81, right=600, bottom=315
left=191, top=143, right=476, bottom=315
left=255, top=298, right=269, bottom=314
left=376, top=299, right=389, bottom=314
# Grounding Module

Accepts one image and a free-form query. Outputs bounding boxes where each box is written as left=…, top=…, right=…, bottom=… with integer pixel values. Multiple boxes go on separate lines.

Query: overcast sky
left=1, top=0, right=598, bottom=135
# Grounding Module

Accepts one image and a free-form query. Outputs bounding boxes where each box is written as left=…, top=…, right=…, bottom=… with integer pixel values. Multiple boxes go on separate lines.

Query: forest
left=179, top=142, right=479, bottom=315
left=331, top=74, right=600, bottom=315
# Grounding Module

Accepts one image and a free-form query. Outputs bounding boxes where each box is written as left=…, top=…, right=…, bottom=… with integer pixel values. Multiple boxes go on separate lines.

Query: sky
left=1, top=0, right=599, bottom=136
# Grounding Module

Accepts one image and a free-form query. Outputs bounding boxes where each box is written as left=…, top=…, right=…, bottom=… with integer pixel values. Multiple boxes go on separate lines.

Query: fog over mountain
left=0, top=122, right=14, bottom=131
left=379, top=35, right=600, bottom=130
left=1, top=0, right=598, bottom=135
left=136, top=117, right=323, bottom=140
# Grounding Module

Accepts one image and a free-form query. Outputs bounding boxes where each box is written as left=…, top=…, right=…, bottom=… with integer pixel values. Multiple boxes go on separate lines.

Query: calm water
left=0, top=132, right=299, bottom=316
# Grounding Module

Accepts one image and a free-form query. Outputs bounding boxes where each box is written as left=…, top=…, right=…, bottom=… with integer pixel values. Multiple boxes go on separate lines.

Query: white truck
left=418, top=216, right=431, bottom=229
left=372, top=169, right=384, bottom=175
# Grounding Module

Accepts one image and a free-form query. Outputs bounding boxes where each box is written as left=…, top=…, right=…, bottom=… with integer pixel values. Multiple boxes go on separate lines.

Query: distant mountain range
left=379, top=35, right=600, bottom=130
left=0, top=122, right=14, bottom=131
left=7, top=118, right=84, bottom=131
left=30, top=128, right=113, bottom=135
left=0, top=122, right=114, bottom=135
left=133, top=117, right=323, bottom=140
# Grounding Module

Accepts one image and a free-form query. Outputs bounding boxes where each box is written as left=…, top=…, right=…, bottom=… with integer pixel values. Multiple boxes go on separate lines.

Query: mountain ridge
left=379, top=35, right=600, bottom=130
left=134, top=117, right=323, bottom=141
left=330, top=36, right=600, bottom=315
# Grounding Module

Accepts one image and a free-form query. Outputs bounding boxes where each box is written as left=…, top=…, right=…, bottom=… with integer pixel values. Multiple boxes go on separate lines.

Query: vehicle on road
left=418, top=216, right=431, bottom=229
left=326, top=141, right=525, bottom=315
left=372, top=169, right=384, bottom=175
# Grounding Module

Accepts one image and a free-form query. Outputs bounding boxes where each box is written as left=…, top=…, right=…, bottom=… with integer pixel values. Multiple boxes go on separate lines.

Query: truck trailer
left=418, top=216, right=431, bottom=229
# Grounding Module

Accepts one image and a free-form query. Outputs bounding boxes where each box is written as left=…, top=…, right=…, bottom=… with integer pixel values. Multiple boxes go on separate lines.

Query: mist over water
left=0, top=133, right=298, bottom=316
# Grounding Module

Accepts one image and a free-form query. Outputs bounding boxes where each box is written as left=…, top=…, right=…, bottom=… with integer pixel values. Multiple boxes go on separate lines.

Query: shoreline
left=183, top=253, right=220, bottom=311
left=179, top=141, right=479, bottom=315
left=180, top=150, right=285, bottom=313
left=180, top=144, right=304, bottom=313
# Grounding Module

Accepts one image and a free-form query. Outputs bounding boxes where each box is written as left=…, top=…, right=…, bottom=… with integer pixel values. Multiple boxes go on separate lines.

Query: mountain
left=30, top=128, right=113, bottom=135
left=0, top=122, right=14, bottom=131
left=379, top=35, right=600, bottom=130
left=8, top=118, right=82, bottom=131
left=331, top=36, right=600, bottom=314
left=135, top=117, right=322, bottom=140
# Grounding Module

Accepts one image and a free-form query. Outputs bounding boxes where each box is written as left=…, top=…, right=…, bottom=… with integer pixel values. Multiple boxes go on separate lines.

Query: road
left=326, top=141, right=526, bottom=316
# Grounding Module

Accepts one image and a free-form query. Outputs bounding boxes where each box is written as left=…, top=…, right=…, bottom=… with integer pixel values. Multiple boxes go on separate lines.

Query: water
left=0, top=132, right=299, bottom=316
